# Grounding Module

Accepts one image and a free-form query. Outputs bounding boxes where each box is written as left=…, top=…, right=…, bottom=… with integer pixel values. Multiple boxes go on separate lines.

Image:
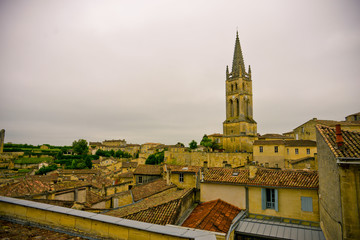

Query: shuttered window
left=301, top=197, right=313, bottom=212
left=261, top=188, right=278, bottom=211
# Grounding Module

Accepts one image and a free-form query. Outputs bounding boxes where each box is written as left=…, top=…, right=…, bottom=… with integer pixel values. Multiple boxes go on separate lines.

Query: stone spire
left=226, top=65, right=229, bottom=80
left=231, top=31, right=246, bottom=78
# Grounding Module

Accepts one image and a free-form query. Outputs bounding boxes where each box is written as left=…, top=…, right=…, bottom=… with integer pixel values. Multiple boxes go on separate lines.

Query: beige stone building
left=316, top=124, right=360, bottom=240
left=286, top=113, right=360, bottom=141
left=253, top=139, right=317, bottom=169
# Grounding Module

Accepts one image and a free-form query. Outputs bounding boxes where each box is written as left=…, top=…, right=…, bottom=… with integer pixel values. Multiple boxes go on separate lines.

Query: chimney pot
left=335, top=124, right=344, bottom=148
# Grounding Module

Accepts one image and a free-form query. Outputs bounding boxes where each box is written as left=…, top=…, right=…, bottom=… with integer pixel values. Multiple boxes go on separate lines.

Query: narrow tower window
left=230, top=99, right=234, bottom=117
left=236, top=98, right=239, bottom=116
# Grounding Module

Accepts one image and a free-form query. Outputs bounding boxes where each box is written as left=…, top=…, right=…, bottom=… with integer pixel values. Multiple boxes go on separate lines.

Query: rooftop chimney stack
left=335, top=124, right=344, bottom=149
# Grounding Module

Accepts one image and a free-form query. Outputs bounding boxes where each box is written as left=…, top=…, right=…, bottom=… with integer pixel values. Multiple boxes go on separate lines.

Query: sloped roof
left=122, top=199, right=182, bottom=225
left=203, top=167, right=318, bottom=189
left=289, top=156, right=315, bottom=164
left=316, top=124, right=360, bottom=158
left=0, top=176, right=90, bottom=198
left=0, top=179, right=52, bottom=197
left=106, top=188, right=193, bottom=225
left=182, top=199, right=242, bottom=233
left=131, top=179, right=176, bottom=202
left=167, top=165, right=201, bottom=173
left=86, top=190, right=105, bottom=206
left=134, top=164, right=162, bottom=175
left=117, top=171, right=133, bottom=178
left=296, top=119, right=360, bottom=130
left=259, top=134, right=293, bottom=140
left=121, top=161, right=138, bottom=168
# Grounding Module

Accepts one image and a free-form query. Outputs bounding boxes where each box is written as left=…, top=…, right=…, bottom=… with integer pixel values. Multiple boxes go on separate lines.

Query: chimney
left=335, top=124, right=344, bottom=149
left=249, top=166, right=258, bottom=179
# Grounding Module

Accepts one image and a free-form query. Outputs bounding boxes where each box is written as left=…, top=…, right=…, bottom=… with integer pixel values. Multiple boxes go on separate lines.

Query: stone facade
left=164, top=151, right=252, bottom=168
left=316, top=125, right=360, bottom=240
left=292, top=117, right=360, bottom=141
left=253, top=139, right=317, bottom=169
left=222, top=32, right=257, bottom=153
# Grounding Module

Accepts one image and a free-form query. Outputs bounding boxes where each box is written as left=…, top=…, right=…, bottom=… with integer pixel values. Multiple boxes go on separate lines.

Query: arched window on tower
left=236, top=98, right=239, bottom=116
left=230, top=99, right=234, bottom=117
left=235, top=83, right=238, bottom=90
left=231, top=84, right=234, bottom=92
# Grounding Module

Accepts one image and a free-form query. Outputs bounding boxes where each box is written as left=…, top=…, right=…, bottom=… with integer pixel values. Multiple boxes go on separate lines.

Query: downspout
left=226, top=210, right=246, bottom=240
left=245, top=186, right=249, bottom=211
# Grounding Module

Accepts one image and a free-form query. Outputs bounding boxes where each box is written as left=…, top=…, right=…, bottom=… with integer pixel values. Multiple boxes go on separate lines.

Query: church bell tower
left=222, top=32, right=257, bottom=152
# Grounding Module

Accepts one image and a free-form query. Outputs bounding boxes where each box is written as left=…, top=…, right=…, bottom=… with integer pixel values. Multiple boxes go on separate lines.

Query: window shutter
left=301, top=197, right=313, bottom=212
left=261, top=188, right=266, bottom=210
left=275, top=189, right=279, bottom=212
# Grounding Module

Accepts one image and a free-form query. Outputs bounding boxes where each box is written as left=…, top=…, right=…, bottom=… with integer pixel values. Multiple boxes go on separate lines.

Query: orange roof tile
left=133, top=164, right=162, bottom=175
left=166, top=164, right=201, bottom=173
left=316, top=124, right=360, bottom=158
left=131, top=179, right=176, bottom=202
left=182, top=199, right=242, bottom=233
left=106, top=188, right=193, bottom=225
left=203, top=167, right=318, bottom=189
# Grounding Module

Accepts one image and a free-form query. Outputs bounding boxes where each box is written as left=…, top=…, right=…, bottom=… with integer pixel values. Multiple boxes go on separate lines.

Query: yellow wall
left=165, top=152, right=251, bottom=168
left=253, top=145, right=286, bottom=168
left=170, top=173, right=198, bottom=189
left=254, top=144, right=317, bottom=169
left=248, top=187, right=319, bottom=222
left=200, top=182, right=246, bottom=209
left=0, top=198, right=216, bottom=240
left=294, top=119, right=360, bottom=141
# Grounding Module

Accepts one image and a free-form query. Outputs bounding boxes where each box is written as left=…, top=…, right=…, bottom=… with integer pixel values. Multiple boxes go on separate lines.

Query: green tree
left=72, top=139, right=89, bottom=155
left=189, top=140, right=197, bottom=149
left=35, top=164, right=58, bottom=175
left=145, top=151, right=164, bottom=165
left=200, top=135, right=212, bottom=149
left=85, top=157, right=93, bottom=169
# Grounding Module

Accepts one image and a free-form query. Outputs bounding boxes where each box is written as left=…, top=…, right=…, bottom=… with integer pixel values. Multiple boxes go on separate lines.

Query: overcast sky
left=0, top=0, right=359, bottom=146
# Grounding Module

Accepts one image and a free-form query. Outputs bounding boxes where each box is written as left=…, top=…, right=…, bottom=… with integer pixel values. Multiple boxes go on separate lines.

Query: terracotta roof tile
left=133, top=164, right=162, bottom=175
left=121, top=161, right=138, bottom=168
left=259, top=134, right=293, bottom=139
left=131, top=179, right=176, bottom=202
left=166, top=164, right=201, bottom=173
left=182, top=199, right=242, bottom=233
left=117, top=171, right=134, bottom=178
left=203, top=167, right=318, bottom=189
left=316, top=124, right=360, bottom=158
left=106, top=188, right=193, bottom=225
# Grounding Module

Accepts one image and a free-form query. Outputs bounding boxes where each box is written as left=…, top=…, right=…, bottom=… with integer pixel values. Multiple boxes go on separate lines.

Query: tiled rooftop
left=289, top=156, right=315, bottom=164
left=117, top=171, right=134, bottom=178
left=121, top=161, right=138, bottom=168
left=203, top=167, right=318, bottom=189
left=106, top=188, right=193, bottom=225
left=259, top=133, right=293, bottom=139
left=133, top=164, right=162, bottom=176
left=182, top=199, right=242, bottom=233
left=86, top=190, right=105, bottom=206
left=316, top=124, right=360, bottom=158
left=0, top=177, right=90, bottom=198
left=166, top=164, right=201, bottom=173
left=131, top=179, right=176, bottom=202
